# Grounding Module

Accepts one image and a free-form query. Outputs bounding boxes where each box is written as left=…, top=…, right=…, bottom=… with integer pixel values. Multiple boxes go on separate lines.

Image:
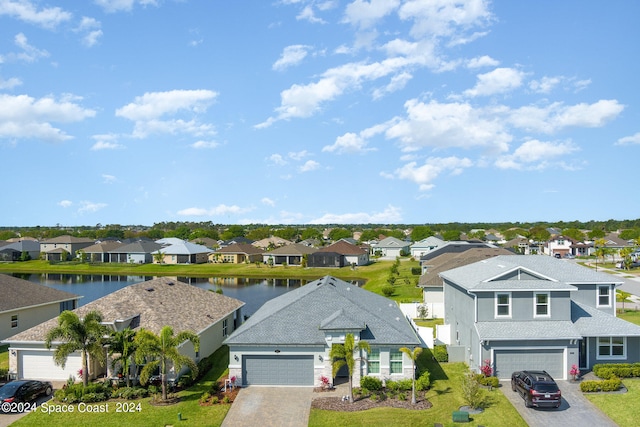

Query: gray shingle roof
left=439, top=255, right=622, bottom=290
left=572, top=301, right=640, bottom=337
left=0, top=274, right=80, bottom=313
left=476, top=320, right=583, bottom=340
left=224, top=275, right=420, bottom=347
left=3, top=277, right=244, bottom=343
left=264, top=243, right=316, bottom=256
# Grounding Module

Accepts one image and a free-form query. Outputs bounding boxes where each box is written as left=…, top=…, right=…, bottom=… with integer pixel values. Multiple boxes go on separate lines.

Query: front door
left=579, top=339, right=587, bottom=369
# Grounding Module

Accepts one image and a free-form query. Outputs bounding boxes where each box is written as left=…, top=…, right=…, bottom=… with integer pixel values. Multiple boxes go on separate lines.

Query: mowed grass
left=0, top=344, right=8, bottom=370
left=309, top=349, right=526, bottom=427
left=618, top=309, right=640, bottom=326
left=585, top=378, right=640, bottom=427
left=12, top=346, right=231, bottom=427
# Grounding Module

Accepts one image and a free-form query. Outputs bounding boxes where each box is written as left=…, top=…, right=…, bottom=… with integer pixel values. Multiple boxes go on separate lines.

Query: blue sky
left=1, top=0, right=638, bottom=227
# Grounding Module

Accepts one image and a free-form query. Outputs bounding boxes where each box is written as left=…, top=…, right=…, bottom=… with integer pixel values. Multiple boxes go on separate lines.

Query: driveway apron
left=500, top=380, right=618, bottom=427
left=222, top=387, right=313, bottom=427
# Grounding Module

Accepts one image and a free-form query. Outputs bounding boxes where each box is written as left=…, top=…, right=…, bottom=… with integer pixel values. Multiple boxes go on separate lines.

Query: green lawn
left=12, top=346, right=231, bottom=427
left=618, top=309, right=640, bottom=326
left=309, top=349, right=526, bottom=427
left=0, top=344, right=8, bottom=371
left=585, top=378, right=640, bottom=427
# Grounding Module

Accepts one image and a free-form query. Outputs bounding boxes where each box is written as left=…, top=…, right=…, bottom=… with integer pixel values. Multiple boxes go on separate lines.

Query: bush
left=210, top=396, right=219, bottom=404
left=580, top=377, right=622, bottom=393
left=395, top=379, right=413, bottom=391
left=461, top=371, right=485, bottom=410
left=200, top=392, right=211, bottom=404
left=593, top=363, right=640, bottom=379
left=385, top=380, right=399, bottom=392
left=80, top=392, right=106, bottom=403
left=112, top=387, right=148, bottom=400
left=360, top=376, right=383, bottom=391
left=411, top=267, right=421, bottom=275
left=415, top=370, right=431, bottom=391
left=381, top=285, right=395, bottom=297
left=476, top=375, right=499, bottom=388
left=398, top=392, right=407, bottom=401
left=433, top=345, right=448, bottom=362
left=222, top=396, right=231, bottom=404
left=55, top=382, right=109, bottom=403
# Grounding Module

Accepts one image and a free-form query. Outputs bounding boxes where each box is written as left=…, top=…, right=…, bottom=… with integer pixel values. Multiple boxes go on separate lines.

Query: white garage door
left=19, top=350, right=83, bottom=381
left=494, top=349, right=565, bottom=380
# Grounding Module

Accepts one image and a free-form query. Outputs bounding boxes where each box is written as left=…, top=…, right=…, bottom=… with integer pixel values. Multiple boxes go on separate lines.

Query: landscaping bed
left=312, top=393, right=432, bottom=412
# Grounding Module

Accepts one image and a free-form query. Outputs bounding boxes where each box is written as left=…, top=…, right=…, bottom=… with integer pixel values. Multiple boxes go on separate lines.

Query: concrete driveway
left=221, top=387, right=313, bottom=427
left=500, top=380, right=617, bottom=427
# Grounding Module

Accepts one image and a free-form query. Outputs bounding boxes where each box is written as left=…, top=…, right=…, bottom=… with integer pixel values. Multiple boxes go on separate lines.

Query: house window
left=11, top=315, right=18, bottom=328
left=495, top=293, right=511, bottom=317
left=390, top=350, right=403, bottom=374
left=222, top=319, right=228, bottom=337
left=367, top=348, right=380, bottom=374
left=534, top=292, right=550, bottom=317
left=597, top=336, right=625, bottom=359
left=597, top=285, right=611, bottom=307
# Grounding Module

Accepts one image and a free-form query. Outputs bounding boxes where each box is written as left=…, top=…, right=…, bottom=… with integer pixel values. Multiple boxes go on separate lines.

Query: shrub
left=200, top=392, right=211, bottom=404
left=55, top=382, right=109, bottom=403
left=415, top=370, right=431, bottom=391
left=433, top=345, right=448, bottom=362
left=381, top=285, right=395, bottom=297
left=398, top=392, right=407, bottom=401
left=411, top=267, right=421, bottom=275
left=177, top=374, right=193, bottom=388
left=580, top=377, right=622, bottom=393
left=222, top=396, right=231, bottom=404
left=360, top=376, right=383, bottom=391
left=112, top=387, right=148, bottom=400
left=593, top=363, right=640, bottom=379
left=461, top=371, right=485, bottom=410
left=210, top=396, right=219, bottom=404
left=476, top=375, right=499, bottom=388
left=80, top=392, right=106, bottom=403
left=396, top=379, right=413, bottom=391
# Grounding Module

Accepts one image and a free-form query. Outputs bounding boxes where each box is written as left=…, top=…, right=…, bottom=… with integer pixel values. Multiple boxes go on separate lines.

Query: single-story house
left=211, top=243, right=263, bottom=264
left=108, top=240, right=164, bottom=264
left=440, top=255, right=640, bottom=379
left=410, top=236, right=445, bottom=258
left=3, top=277, right=244, bottom=382
left=82, top=241, right=124, bottom=263
left=262, top=243, right=316, bottom=266
left=224, top=275, right=421, bottom=387
left=307, top=240, right=369, bottom=268
left=0, top=274, right=80, bottom=341
left=371, top=237, right=410, bottom=258
left=252, top=236, right=292, bottom=250
left=153, top=241, right=211, bottom=264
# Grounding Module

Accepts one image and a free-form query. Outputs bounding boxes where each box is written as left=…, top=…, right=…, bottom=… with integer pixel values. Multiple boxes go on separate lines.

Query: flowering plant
left=480, top=359, right=493, bottom=377
left=570, top=364, right=580, bottom=380
left=230, top=375, right=236, bottom=384
left=77, top=368, right=83, bottom=378
left=319, top=375, right=330, bottom=388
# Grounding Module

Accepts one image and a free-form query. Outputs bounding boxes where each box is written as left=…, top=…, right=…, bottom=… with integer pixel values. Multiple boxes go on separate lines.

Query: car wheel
left=45, top=386, right=52, bottom=396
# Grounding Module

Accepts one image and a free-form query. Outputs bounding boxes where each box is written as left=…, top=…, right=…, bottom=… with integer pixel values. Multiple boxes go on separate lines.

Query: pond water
left=10, top=273, right=312, bottom=317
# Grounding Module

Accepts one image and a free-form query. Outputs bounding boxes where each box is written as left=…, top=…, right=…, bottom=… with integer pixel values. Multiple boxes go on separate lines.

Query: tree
left=588, top=228, right=606, bottom=240
left=135, top=326, right=200, bottom=401
left=442, top=230, right=461, bottom=241
left=329, top=333, right=370, bottom=403
left=153, top=251, right=165, bottom=264
left=399, top=346, right=423, bottom=404
left=108, top=328, right=137, bottom=387
left=45, top=310, right=109, bottom=388
left=617, top=290, right=632, bottom=311
left=410, top=226, right=434, bottom=242
left=328, top=228, right=352, bottom=241
left=562, top=228, right=585, bottom=242
left=528, top=226, right=551, bottom=242
left=301, top=228, right=322, bottom=241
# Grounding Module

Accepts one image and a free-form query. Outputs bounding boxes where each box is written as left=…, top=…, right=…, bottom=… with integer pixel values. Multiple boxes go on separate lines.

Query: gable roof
left=40, top=235, right=95, bottom=244
left=252, top=236, right=292, bottom=249
left=317, top=240, right=367, bottom=255
left=373, top=236, right=409, bottom=248
left=83, top=241, right=125, bottom=253
left=411, top=236, right=445, bottom=248
left=264, top=243, right=316, bottom=256
left=419, top=247, right=513, bottom=287
left=109, top=240, right=163, bottom=254
left=572, top=301, right=640, bottom=337
left=4, top=277, right=244, bottom=343
left=420, top=241, right=498, bottom=262
left=224, top=275, right=419, bottom=347
left=439, top=255, right=623, bottom=292
left=0, top=274, right=80, bottom=313
left=154, top=241, right=212, bottom=255
left=215, top=243, right=263, bottom=255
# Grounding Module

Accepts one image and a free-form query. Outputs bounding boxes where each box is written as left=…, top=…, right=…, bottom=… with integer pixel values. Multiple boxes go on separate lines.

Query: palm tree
left=153, top=250, right=165, bottom=264
left=108, top=328, right=137, bottom=387
left=399, top=346, right=423, bottom=404
left=329, top=333, right=370, bottom=403
left=134, top=326, right=200, bottom=401
left=44, top=310, right=109, bottom=388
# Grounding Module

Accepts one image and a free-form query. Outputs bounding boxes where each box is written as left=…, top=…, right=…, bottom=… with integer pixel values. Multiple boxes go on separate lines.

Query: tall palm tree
left=134, top=326, right=200, bottom=401
left=330, top=333, right=370, bottom=403
left=108, top=328, right=137, bottom=387
left=45, top=310, right=109, bottom=388
left=399, top=346, right=423, bottom=404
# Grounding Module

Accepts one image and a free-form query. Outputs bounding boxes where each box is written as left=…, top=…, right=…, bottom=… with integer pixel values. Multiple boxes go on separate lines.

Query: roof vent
left=146, top=287, right=155, bottom=292
left=167, top=282, right=174, bottom=286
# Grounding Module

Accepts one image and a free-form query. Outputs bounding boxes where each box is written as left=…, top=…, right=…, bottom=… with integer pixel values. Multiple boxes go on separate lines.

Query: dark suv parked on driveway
left=511, top=370, right=561, bottom=409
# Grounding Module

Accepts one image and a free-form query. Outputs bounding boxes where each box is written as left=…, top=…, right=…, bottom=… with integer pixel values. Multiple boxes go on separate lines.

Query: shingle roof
left=572, top=301, right=640, bottom=337
left=317, top=240, right=367, bottom=255
left=419, top=247, right=513, bottom=287
left=154, top=241, right=212, bottom=255
left=476, top=320, right=582, bottom=341
left=41, top=236, right=95, bottom=244
left=373, top=237, right=409, bottom=248
left=83, top=241, right=125, bottom=253
left=224, top=275, right=420, bottom=346
left=263, top=243, right=316, bottom=256
left=215, top=243, right=263, bottom=255
left=3, top=277, right=244, bottom=342
left=439, top=255, right=623, bottom=291
left=0, top=274, right=79, bottom=313
left=109, top=241, right=163, bottom=254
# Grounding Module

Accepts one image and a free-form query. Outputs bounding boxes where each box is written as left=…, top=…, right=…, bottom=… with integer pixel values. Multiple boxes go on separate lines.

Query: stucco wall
left=1, top=304, right=63, bottom=341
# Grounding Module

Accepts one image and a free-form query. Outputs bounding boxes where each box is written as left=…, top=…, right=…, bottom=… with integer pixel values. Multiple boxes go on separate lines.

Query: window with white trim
left=222, top=319, right=228, bottom=337
left=367, top=348, right=380, bottom=374
left=534, top=292, right=550, bottom=317
left=597, top=336, right=625, bottom=359
left=390, top=350, right=403, bottom=374
left=495, top=293, right=511, bottom=317
left=597, top=285, right=611, bottom=307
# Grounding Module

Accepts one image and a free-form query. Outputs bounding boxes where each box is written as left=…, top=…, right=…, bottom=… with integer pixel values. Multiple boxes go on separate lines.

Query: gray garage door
left=494, top=349, right=565, bottom=380
left=243, top=355, right=314, bottom=386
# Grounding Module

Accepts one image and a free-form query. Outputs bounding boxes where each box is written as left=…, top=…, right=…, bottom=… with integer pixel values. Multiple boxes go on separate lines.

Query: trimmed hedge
left=475, top=374, right=500, bottom=388
left=580, top=377, right=622, bottom=393
left=592, top=363, right=640, bottom=379
left=360, top=376, right=383, bottom=391
left=433, top=345, right=448, bottom=362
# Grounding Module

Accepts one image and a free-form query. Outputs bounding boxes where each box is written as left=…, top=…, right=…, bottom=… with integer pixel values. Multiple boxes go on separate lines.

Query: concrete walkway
left=221, top=387, right=314, bottom=427
left=500, top=379, right=617, bottom=427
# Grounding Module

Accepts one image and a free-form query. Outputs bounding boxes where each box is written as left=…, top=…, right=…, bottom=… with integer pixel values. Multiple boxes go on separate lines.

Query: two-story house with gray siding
left=440, top=255, right=640, bottom=380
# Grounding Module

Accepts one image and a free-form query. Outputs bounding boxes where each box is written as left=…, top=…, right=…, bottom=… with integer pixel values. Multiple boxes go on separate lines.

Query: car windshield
left=535, top=383, right=559, bottom=392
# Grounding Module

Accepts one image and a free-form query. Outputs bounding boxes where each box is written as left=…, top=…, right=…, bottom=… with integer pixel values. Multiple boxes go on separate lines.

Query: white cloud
left=495, top=139, right=579, bottom=170
left=529, top=76, right=561, bottom=94
left=288, top=150, right=309, bottom=161
left=261, top=197, right=276, bottom=207
left=78, top=201, right=107, bottom=214
left=11, top=32, right=49, bottom=62
left=115, top=89, right=218, bottom=138
left=94, top=0, right=158, bottom=13
left=466, top=55, right=499, bottom=68
left=0, top=0, right=71, bottom=28
left=463, top=67, right=526, bottom=97
left=385, top=99, right=511, bottom=154
left=297, top=5, right=326, bottom=24
left=615, top=132, right=640, bottom=146
left=102, top=174, right=116, bottom=183
left=0, top=93, right=96, bottom=142
left=58, top=200, right=73, bottom=208
left=388, top=156, right=473, bottom=191
left=309, top=205, right=402, bottom=224
left=0, top=75, right=22, bottom=89
left=267, top=153, right=287, bottom=165
left=273, top=45, right=312, bottom=71
left=323, top=131, right=377, bottom=154
left=372, top=71, right=412, bottom=99
left=191, top=140, right=219, bottom=149
left=177, top=204, right=253, bottom=216
left=343, top=0, right=400, bottom=29
left=91, top=134, right=123, bottom=150
left=75, top=17, right=103, bottom=47
left=299, top=159, right=320, bottom=172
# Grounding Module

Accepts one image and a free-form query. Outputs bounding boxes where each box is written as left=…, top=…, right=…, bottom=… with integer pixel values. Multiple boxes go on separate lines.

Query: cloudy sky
left=1, top=0, right=638, bottom=226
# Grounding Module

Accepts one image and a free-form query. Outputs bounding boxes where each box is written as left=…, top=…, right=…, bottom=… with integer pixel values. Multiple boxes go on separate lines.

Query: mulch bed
left=311, top=393, right=432, bottom=412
